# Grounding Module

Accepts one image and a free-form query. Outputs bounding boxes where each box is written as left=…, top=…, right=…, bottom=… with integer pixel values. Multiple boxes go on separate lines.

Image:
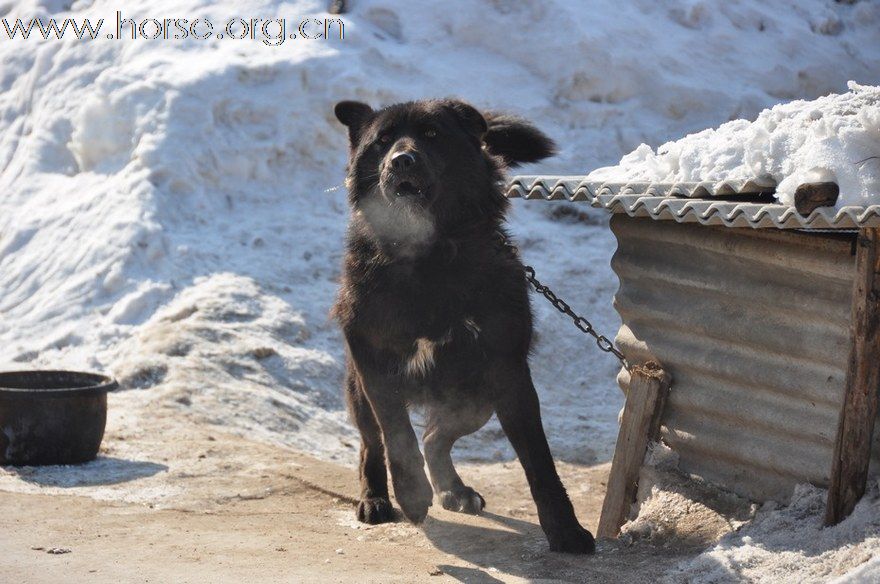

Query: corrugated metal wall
left=611, top=215, right=865, bottom=501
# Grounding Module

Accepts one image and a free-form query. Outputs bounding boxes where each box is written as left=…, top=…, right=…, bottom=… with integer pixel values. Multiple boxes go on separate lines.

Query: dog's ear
left=482, top=113, right=557, bottom=167
left=442, top=100, right=488, bottom=139
left=334, top=100, right=374, bottom=144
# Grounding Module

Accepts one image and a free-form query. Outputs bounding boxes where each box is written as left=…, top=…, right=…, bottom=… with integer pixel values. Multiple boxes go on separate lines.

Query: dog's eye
left=378, top=133, right=392, bottom=144
left=424, top=127, right=438, bottom=138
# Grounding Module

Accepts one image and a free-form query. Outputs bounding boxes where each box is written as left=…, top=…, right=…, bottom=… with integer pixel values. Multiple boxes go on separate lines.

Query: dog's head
left=334, top=98, right=555, bottom=254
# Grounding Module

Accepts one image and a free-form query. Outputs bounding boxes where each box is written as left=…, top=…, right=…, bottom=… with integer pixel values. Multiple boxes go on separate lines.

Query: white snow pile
left=662, top=483, right=880, bottom=584
left=590, top=82, right=880, bottom=207
left=108, top=273, right=353, bottom=456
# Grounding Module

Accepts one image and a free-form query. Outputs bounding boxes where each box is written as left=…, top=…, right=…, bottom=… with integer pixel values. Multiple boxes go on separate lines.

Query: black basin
left=0, top=371, right=117, bottom=465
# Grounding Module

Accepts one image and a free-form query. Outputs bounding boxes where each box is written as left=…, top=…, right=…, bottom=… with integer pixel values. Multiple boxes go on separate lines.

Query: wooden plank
left=825, top=227, right=880, bottom=526
left=794, top=182, right=839, bottom=215
left=598, top=362, right=671, bottom=538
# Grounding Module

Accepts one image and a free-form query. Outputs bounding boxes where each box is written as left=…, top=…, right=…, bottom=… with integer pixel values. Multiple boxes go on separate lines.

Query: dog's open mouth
left=394, top=180, right=424, bottom=198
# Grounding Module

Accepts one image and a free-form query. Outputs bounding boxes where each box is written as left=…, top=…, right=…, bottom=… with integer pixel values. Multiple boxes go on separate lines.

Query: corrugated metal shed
left=505, top=176, right=880, bottom=230
left=610, top=216, right=857, bottom=500
left=506, top=174, right=880, bottom=503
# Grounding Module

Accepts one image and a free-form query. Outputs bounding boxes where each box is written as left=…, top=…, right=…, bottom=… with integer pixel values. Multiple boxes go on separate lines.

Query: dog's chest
left=348, top=252, right=492, bottom=377
left=401, top=317, right=481, bottom=378
left=404, top=333, right=450, bottom=378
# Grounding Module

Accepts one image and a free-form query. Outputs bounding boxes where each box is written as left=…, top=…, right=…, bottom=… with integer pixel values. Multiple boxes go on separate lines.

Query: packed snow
left=590, top=82, right=880, bottom=207
left=662, top=483, right=880, bottom=584
left=0, top=0, right=879, bottom=581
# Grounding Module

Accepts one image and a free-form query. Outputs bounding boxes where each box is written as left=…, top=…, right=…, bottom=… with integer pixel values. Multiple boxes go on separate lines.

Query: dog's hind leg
left=489, top=360, right=595, bottom=554
left=345, top=368, right=394, bottom=524
left=423, top=402, right=493, bottom=514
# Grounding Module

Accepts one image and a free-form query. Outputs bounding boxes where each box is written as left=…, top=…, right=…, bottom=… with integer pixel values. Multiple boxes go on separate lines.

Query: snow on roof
left=587, top=82, right=880, bottom=208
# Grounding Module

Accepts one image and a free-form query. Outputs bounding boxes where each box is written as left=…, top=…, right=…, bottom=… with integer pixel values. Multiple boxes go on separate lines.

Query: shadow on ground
left=422, top=510, right=614, bottom=583
left=421, top=507, right=707, bottom=583
left=2, top=456, right=168, bottom=487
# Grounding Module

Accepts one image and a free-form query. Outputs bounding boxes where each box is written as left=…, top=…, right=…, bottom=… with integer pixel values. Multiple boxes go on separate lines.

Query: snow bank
left=662, top=483, right=880, bottom=583
left=108, top=273, right=355, bottom=459
left=590, top=82, right=880, bottom=206
left=623, top=446, right=880, bottom=582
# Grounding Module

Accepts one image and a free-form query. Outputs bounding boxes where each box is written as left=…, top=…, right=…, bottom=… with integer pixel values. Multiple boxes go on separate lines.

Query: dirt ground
left=0, top=429, right=720, bottom=584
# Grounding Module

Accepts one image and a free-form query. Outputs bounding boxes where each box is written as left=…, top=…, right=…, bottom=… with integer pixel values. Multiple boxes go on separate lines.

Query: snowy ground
left=1, top=0, right=880, bottom=581
left=662, top=482, right=880, bottom=583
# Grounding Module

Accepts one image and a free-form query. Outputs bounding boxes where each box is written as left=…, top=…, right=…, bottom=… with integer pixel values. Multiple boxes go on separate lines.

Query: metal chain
left=496, top=233, right=630, bottom=371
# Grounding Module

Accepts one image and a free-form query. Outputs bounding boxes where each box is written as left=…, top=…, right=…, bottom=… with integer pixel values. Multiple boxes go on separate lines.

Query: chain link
left=498, top=233, right=630, bottom=371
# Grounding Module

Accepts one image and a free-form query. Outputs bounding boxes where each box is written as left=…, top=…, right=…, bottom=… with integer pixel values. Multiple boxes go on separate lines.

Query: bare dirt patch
left=0, top=433, right=711, bottom=583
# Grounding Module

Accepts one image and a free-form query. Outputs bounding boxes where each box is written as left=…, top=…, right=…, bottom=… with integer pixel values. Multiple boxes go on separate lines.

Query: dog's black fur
left=332, top=98, right=595, bottom=554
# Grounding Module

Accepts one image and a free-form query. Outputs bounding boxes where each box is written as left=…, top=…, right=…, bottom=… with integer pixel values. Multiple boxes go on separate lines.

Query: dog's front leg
left=490, top=360, right=596, bottom=554
left=345, top=334, right=434, bottom=523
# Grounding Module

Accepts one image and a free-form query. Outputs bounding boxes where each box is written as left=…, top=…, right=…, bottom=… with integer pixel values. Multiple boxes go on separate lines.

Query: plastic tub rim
left=0, top=370, right=118, bottom=398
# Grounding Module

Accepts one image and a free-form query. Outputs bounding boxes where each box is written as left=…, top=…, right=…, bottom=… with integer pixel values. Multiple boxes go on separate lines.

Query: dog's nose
left=391, top=151, right=417, bottom=171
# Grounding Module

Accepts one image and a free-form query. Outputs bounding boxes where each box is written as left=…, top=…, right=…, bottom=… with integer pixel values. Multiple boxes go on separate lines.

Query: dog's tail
left=482, top=112, right=557, bottom=168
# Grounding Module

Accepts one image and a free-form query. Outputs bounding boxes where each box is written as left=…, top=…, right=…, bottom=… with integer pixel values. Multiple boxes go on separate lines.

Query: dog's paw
left=392, top=469, right=433, bottom=524
left=356, top=497, right=395, bottom=524
left=438, top=486, right=485, bottom=514
left=547, top=524, right=596, bottom=554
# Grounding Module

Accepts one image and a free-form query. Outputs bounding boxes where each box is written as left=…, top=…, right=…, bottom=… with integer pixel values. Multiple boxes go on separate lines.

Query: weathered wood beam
left=825, top=227, right=880, bottom=526
left=794, top=182, right=839, bottom=215
left=598, top=362, right=671, bottom=538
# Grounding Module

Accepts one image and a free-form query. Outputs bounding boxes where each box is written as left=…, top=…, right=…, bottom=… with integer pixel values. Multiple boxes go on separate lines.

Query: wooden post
left=825, top=227, right=880, bottom=526
left=598, top=362, right=671, bottom=538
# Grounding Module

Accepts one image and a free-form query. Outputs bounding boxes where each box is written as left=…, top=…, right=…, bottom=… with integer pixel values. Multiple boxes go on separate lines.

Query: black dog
left=332, top=98, right=594, bottom=554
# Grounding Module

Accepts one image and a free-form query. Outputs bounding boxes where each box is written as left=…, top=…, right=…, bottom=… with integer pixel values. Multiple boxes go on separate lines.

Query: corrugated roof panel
left=592, top=178, right=777, bottom=198
left=505, top=175, right=880, bottom=230
left=594, top=193, right=880, bottom=230
left=506, top=176, right=592, bottom=201
left=611, top=215, right=857, bottom=501
left=507, top=176, right=776, bottom=199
